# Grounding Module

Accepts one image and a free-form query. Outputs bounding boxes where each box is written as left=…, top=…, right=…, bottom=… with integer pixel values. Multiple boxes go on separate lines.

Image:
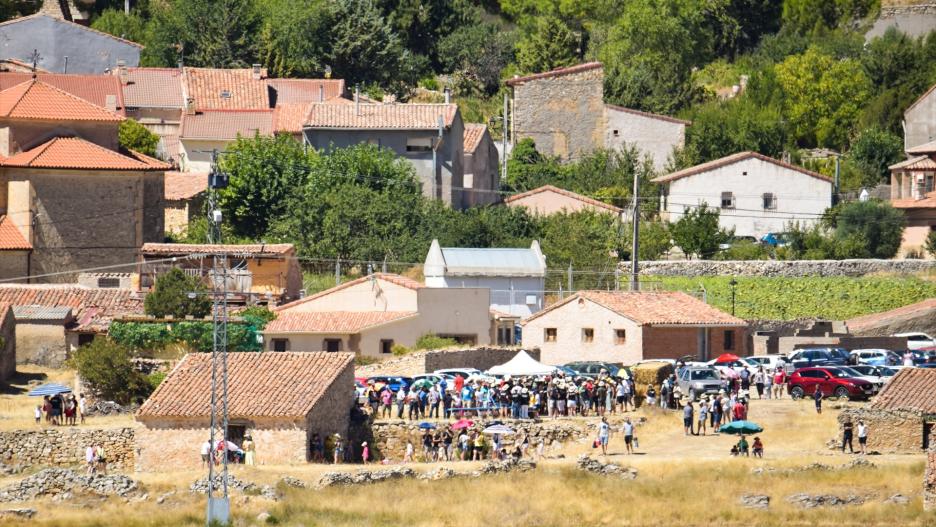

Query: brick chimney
left=105, top=94, right=117, bottom=113
left=252, top=64, right=262, bottom=80
left=185, top=97, right=195, bottom=115
left=116, top=59, right=129, bottom=85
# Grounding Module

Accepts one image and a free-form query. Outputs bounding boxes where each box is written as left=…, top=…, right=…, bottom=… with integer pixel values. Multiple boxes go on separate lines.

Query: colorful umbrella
left=411, top=379, right=434, bottom=390
left=482, top=424, right=515, bottom=435
left=28, top=383, right=72, bottom=397
left=715, top=353, right=740, bottom=363
left=451, top=418, right=474, bottom=430
left=718, top=420, right=763, bottom=435
left=418, top=422, right=437, bottom=430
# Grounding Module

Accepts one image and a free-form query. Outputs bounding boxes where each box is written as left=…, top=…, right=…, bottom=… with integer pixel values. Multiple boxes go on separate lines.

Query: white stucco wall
left=604, top=107, right=686, bottom=171
left=905, top=88, right=936, bottom=151
left=661, top=157, right=833, bottom=238
left=180, top=139, right=232, bottom=172
left=431, top=276, right=544, bottom=318
left=280, top=278, right=419, bottom=313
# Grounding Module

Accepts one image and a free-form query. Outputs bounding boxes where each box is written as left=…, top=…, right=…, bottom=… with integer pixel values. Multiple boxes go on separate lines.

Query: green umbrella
left=719, top=420, right=763, bottom=435
left=411, top=379, right=434, bottom=390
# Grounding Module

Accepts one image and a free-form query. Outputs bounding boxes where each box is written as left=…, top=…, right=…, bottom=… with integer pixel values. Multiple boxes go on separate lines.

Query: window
left=380, top=339, right=394, bottom=354
left=97, top=277, right=120, bottom=288
left=324, top=339, right=342, bottom=352
left=720, top=191, right=735, bottom=209
left=406, top=137, right=432, bottom=152
left=582, top=328, right=594, bottom=343
left=762, top=193, right=777, bottom=210
left=525, top=295, right=537, bottom=305
left=615, top=329, right=626, bottom=345
left=723, top=330, right=735, bottom=350
left=742, top=171, right=748, bottom=176
left=272, top=338, right=289, bottom=352
left=545, top=328, right=557, bottom=342
left=612, top=130, right=619, bottom=137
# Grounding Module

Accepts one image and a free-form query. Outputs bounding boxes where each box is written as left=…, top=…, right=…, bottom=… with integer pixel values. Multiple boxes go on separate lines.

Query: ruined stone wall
left=838, top=408, right=925, bottom=454
left=925, top=444, right=935, bottom=511
left=0, top=428, right=134, bottom=469
left=636, top=259, right=936, bottom=278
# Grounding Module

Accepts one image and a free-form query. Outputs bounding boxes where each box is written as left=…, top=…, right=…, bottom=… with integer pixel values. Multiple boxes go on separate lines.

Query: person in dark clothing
left=813, top=387, right=823, bottom=414
left=842, top=420, right=854, bottom=453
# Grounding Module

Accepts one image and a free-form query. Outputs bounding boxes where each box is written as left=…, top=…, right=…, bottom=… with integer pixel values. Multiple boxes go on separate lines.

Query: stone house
left=840, top=368, right=936, bottom=454
left=138, top=243, right=303, bottom=306
left=505, top=184, right=623, bottom=216
left=521, top=290, right=747, bottom=365
left=889, top=143, right=936, bottom=258
left=162, top=171, right=207, bottom=235
left=652, top=151, right=833, bottom=239
left=0, top=303, right=14, bottom=381
left=904, top=81, right=936, bottom=152
left=462, top=123, right=500, bottom=207
left=424, top=239, right=547, bottom=318
left=265, top=273, right=493, bottom=355
left=506, top=62, right=687, bottom=169
left=135, top=351, right=355, bottom=470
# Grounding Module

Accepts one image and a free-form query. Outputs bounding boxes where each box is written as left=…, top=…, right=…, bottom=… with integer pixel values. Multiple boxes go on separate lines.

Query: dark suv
left=786, top=348, right=848, bottom=373
left=787, top=367, right=875, bottom=400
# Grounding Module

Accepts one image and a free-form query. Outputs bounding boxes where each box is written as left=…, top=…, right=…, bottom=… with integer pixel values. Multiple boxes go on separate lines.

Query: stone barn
left=136, top=352, right=354, bottom=471
left=840, top=368, right=936, bottom=454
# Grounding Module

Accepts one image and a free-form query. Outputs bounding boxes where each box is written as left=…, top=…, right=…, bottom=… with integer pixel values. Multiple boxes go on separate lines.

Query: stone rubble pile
left=278, top=476, right=306, bottom=489
left=739, top=495, right=770, bottom=509
left=884, top=494, right=910, bottom=505
left=0, top=508, right=36, bottom=519
left=575, top=455, right=638, bottom=479
left=418, top=467, right=458, bottom=481
left=317, top=467, right=417, bottom=488
left=0, top=468, right=139, bottom=502
left=190, top=474, right=278, bottom=501
left=786, top=493, right=867, bottom=508
left=751, top=458, right=875, bottom=476
left=476, top=458, right=537, bottom=475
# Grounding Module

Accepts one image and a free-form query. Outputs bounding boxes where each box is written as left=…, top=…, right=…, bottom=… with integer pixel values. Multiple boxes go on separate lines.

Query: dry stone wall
left=635, top=259, right=936, bottom=278
left=0, top=428, right=134, bottom=469
left=925, top=445, right=935, bottom=511
left=837, top=409, right=924, bottom=454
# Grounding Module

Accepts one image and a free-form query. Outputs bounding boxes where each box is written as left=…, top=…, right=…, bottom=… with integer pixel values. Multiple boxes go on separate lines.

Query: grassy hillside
left=649, top=275, right=936, bottom=320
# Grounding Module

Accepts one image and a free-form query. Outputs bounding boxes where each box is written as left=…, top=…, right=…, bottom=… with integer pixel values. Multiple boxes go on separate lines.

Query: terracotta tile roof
left=889, top=155, right=936, bottom=171
left=906, top=140, right=936, bottom=155
left=847, top=299, right=936, bottom=333
left=605, top=104, right=691, bottom=126
left=0, top=284, right=144, bottom=332
left=869, top=368, right=936, bottom=414
left=183, top=67, right=269, bottom=110
left=506, top=62, right=603, bottom=86
left=0, top=215, right=30, bottom=250
left=137, top=351, right=354, bottom=419
left=505, top=184, right=623, bottom=214
left=2, top=137, right=170, bottom=171
left=892, top=190, right=936, bottom=210
left=164, top=171, right=208, bottom=201
left=652, top=151, right=831, bottom=184
left=122, top=68, right=184, bottom=108
left=180, top=109, right=274, bottom=140
left=523, top=290, right=746, bottom=327
left=273, top=103, right=312, bottom=134
left=275, top=273, right=422, bottom=312
left=265, top=311, right=417, bottom=334
left=304, top=103, right=458, bottom=130
left=463, top=123, right=487, bottom=154
left=0, top=72, right=124, bottom=113
left=266, top=78, right=346, bottom=105
left=141, top=242, right=294, bottom=256
left=0, top=79, right=123, bottom=121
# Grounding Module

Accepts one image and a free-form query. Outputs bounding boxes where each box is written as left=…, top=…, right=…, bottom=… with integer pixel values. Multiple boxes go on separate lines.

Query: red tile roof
left=122, top=68, right=184, bottom=108
left=523, top=290, right=746, bottom=326
left=0, top=72, right=124, bottom=113
left=164, top=171, right=208, bottom=201
left=0, top=284, right=144, bottom=332
left=869, top=368, right=936, bottom=414
left=141, top=243, right=294, bottom=256
left=892, top=191, right=936, bottom=210
left=274, top=273, right=423, bottom=312
left=2, top=137, right=170, bottom=171
left=889, top=155, right=936, bottom=171
left=847, top=298, right=936, bottom=333
left=265, top=311, right=417, bottom=334
left=906, top=140, right=936, bottom=155
left=180, top=109, right=274, bottom=140
left=183, top=67, right=270, bottom=110
left=463, top=123, right=488, bottom=154
left=652, top=151, right=831, bottom=184
left=304, top=103, right=458, bottom=130
left=273, top=103, right=312, bottom=134
left=0, top=79, right=123, bottom=121
left=505, top=184, right=623, bottom=214
left=266, top=78, right=346, bottom=105
left=506, top=62, right=603, bottom=86
left=605, top=104, right=691, bottom=126
left=0, top=215, right=30, bottom=250
left=137, top=351, right=354, bottom=419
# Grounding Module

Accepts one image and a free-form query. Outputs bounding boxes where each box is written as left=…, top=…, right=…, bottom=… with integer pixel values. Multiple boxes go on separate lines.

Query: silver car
left=677, top=367, right=724, bottom=401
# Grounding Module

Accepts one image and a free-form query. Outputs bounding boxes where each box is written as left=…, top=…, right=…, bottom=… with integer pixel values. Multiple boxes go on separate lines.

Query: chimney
left=117, top=60, right=128, bottom=85
left=105, top=95, right=117, bottom=113
left=319, top=84, right=324, bottom=102
left=185, top=97, right=195, bottom=115
left=444, top=87, right=451, bottom=104
left=355, top=85, right=360, bottom=116
left=252, top=63, right=262, bottom=80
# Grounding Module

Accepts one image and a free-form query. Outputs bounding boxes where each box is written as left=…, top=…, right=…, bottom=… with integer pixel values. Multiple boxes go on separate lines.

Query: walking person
left=645, top=384, right=656, bottom=407
left=200, top=439, right=211, bottom=468
left=86, top=445, right=96, bottom=475
left=697, top=397, right=708, bottom=436
left=753, top=368, right=765, bottom=399
left=683, top=400, right=694, bottom=436
left=622, top=417, right=635, bottom=454
left=361, top=442, right=370, bottom=464
left=764, top=369, right=773, bottom=400
left=598, top=417, right=610, bottom=456
left=79, top=393, right=87, bottom=424
left=95, top=445, right=107, bottom=475
left=857, top=420, right=868, bottom=454
left=333, top=434, right=344, bottom=464
left=395, top=387, right=406, bottom=419
left=380, top=387, right=393, bottom=419
left=813, top=387, right=823, bottom=414
left=772, top=369, right=785, bottom=399
left=34, top=405, right=42, bottom=425
left=842, top=420, right=854, bottom=453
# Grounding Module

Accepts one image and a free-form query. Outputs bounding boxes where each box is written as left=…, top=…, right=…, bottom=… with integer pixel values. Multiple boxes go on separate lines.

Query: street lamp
left=729, top=278, right=738, bottom=316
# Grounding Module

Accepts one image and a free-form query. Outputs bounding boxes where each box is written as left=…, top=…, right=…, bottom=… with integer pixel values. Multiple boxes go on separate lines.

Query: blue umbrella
left=719, top=420, right=763, bottom=435
left=28, top=383, right=72, bottom=397
left=418, top=422, right=436, bottom=430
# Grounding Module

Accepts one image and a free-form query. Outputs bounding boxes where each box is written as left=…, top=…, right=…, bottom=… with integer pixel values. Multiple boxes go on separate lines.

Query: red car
left=787, top=367, right=875, bottom=400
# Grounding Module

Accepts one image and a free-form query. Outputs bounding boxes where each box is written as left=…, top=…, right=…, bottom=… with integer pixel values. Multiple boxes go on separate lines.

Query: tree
left=538, top=210, right=621, bottom=289
left=330, top=0, right=406, bottom=91
left=67, top=339, right=149, bottom=404
left=862, top=27, right=925, bottom=92
left=258, top=0, right=335, bottom=78
left=678, top=96, right=787, bottom=167
left=925, top=230, right=936, bottom=259
left=118, top=119, right=159, bottom=157
left=846, top=127, right=903, bottom=187
left=90, top=8, right=147, bottom=44
left=830, top=200, right=906, bottom=259
left=515, top=15, right=578, bottom=73
left=144, top=268, right=212, bottom=319
left=437, top=19, right=517, bottom=94
left=670, top=204, right=732, bottom=259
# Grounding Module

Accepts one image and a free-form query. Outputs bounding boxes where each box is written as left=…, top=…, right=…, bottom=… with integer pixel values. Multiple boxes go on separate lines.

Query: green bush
left=108, top=320, right=263, bottom=354
left=414, top=334, right=459, bottom=350
left=714, top=241, right=772, bottom=261
left=118, top=119, right=160, bottom=157
left=67, top=339, right=150, bottom=404
left=925, top=230, right=936, bottom=259
left=391, top=344, right=413, bottom=356
left=146, top=371, right=167, bottom=391
left=144, top=268, right=212, bottom=319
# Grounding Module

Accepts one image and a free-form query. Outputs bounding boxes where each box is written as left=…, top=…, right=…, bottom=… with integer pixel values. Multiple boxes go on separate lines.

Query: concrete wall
left=604, top=107, right=685, bottom=171
left=661, top=157, right=833, bottom=238
left=511, top=68, right=605, bottom=160
left=899, top=210, right=936, bottom=259
left=905, top=83, right=936, bottom=151
left=181, top=138, right=230, bottom=172
left=634, top=259, right=936, bottom=277
left=435, top=276, right=544, bottom=318
left=0, top=428, right=135, bottom=469
left=0, top=307, right=14, bottom=381
left=15, top=322, right=66, bottom=366
left=838, top=408, right=930, bottom=454
left=463, top=131, right=500, bottom=207
left=280, top=277, right=419, bottom=313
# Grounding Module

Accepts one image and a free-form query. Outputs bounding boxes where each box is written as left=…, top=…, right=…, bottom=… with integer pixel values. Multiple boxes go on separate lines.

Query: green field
left=648, top=275, right=936, bottom=320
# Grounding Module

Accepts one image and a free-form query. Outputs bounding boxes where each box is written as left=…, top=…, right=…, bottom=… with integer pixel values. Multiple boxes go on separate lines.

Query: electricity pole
left=630, top=175, right=640, bottom=292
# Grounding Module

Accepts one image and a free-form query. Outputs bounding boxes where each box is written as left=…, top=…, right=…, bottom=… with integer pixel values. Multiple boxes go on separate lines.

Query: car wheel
left=790, top=386, right=804, bottom=399
left=834, top=387, right=850, bottom=400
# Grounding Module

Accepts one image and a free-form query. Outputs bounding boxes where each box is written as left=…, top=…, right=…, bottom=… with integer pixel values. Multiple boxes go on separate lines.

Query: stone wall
left=635, top=259, right=936, bottom=278
left=15, top=322, right=66, bottom=367
left=926, top=444, right=935, bottom=511
left=838, top=408, right=926, bottom=454
left=0, top=428, right=134, bottom=469
left=356, top=347, right=539, bottom=377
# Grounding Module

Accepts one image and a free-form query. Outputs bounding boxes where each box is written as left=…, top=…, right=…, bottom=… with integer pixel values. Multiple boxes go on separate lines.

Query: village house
left=890, top=142, right=936, bottom=258
left=0, top=72, right=125, bottom=115
left=0, top=303, right=15, bottom=381
left=521, top=290, right=747, bottom=366
left=136, top=351, right=354, bottom=470
left=424, top=239, right=547, bottom=318
left=264, top=273, right=494, bottom=355
left=841, top=368, right=936, bottom=454
left=138, top=243, right=303, bottom=306
left=505, top=184, right=623, bottom=216
left=652, top=151, right=833, bottom=239
left=506, top=62, right=687, bottom=169
left=162, top=171, right=208, bottom=235
left=462, top=123, right=500, bottom=207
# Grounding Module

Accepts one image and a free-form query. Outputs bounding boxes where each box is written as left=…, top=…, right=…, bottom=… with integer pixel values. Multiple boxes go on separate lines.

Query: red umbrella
left=451, top=419, right=474, bottom=430
left=715, top=353, right=740, bottom=363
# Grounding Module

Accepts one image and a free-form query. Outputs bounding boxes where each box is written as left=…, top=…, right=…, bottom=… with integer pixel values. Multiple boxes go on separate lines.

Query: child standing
left=34, top=405, right=42, bottom=425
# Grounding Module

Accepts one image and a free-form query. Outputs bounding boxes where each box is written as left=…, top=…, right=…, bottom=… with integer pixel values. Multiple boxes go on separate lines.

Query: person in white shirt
left=903, top=351, right=914, bottom=367
left=86, top=446, right=96, bottom=475
left=597, top=417, right=610, bottom=456
left=79, top=393, right=87, bottom=424
left=621, top=418, right=635, bottom=454
left=200, top=440, right=211, bottom=468
left=857, top=420, right=868, bottom=454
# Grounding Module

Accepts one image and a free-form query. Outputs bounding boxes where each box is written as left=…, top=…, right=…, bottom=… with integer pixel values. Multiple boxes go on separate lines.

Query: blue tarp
left=28, top=383, right=72, bottom=397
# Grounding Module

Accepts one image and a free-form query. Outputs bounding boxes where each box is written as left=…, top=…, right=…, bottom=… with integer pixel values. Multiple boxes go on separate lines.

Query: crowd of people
left=36, top=393, right=86, bottom=426
left=199, top=436, right=256, bottom=467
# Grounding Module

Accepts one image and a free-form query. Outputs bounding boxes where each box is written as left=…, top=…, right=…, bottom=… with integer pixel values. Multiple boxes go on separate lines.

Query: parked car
left=893, top=332, right=936, bottom=350
left=563, top=361, right=622, bottom=378
left=411, top=373, right=455, bottom=391
left=676, top=367, right=724, bottom=401
left=785, top=348, right=848, bottom=372
left=837, top=366, right=885, bottom=394
left=432, top=368, right=483, bottom=380
left=911, top=348, right=936, bottom=365
left=760, top=232, right=791, bottom=247
left=744, top=355, right=788, bottom=372
left=848, top=365, right=899, bottom=385
left=849, top=349, right=902, bottom=366
left=786, top=367, right=875, bottom=400
left=555, top=365, right=580, bottom=378
left=707, top=358, right=758, bottom=375
left=366, top=376, right=413, bottom=393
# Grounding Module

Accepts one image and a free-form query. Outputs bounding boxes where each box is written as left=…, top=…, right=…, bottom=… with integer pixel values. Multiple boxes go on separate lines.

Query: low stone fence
left=634, top=259, right=936, bottom=278
left=0, top=428, right=135, bottom=469
left=357, top=347, right=539, bottom=377
left=837, top=408, right=925, bottom=454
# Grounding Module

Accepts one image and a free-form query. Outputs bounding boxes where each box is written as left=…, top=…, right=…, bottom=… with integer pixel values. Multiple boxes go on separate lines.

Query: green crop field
left=647, top=275, right=936, bottom=320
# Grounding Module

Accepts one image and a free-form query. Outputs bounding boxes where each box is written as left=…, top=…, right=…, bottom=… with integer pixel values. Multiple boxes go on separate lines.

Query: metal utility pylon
left=206, top=150, right=231, bottom=526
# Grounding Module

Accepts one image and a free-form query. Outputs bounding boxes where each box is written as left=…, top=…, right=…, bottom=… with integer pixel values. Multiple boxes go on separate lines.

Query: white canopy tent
left=487, top=351, right=558, bottom=377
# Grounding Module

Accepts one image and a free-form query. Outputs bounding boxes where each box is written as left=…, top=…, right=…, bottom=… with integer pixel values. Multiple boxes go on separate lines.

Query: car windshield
left=850, top=366, right=871, bottom=375
left=824, top=368, right=852, bottom=378
left=690, top=370, right=718, bottom=380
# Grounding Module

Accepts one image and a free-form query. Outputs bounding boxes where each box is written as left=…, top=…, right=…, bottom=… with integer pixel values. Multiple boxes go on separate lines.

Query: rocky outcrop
left=317, top=467, right=417, bottom=488
left=0, top=468, right=139, bottom=502
left=635, top=259, right=936, bottom=278
left=317, top=458, right=536, bottom=488
left=0, top=508, right=36, bottom=519
left=575, top=455, right=638, bottom=479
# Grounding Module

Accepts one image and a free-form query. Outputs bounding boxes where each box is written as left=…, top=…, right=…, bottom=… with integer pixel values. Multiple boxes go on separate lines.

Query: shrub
left=146, top=371, right=167, bottom=391
left=391, top=344, right=413, bottom=357
left=118, top=119, right=160, bottom=157
left=414, top=334, right=459, bottom=350
left=715, top=240, right=772, bottom=261
left=67, top=339, right=150, bottom=404
left=144, top=268, right=212, bottom=319
left=925, top=230, right=936, bottom=259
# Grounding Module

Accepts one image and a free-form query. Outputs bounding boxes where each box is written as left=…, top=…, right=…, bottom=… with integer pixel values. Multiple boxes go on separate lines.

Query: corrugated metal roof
left=13, top=305, right=72, bottom=321
left=441, top=247, right=546, bottom=277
